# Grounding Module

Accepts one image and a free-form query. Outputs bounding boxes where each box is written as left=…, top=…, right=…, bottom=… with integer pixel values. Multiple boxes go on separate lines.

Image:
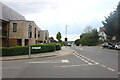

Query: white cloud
left=2, top=0, right=120, bottom=41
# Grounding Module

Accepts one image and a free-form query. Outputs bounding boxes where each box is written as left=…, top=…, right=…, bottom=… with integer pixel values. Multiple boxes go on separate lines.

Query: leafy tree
left=102, top=1, right=120, bottom=42
left=80, top=28, right=99, bottom=46
left=83, top=25, right=93, bottom=33
left=117, top=2, right=120, bottom=42
left=102, top=11, right=118, bottom=40
left=56, top=32, right=62, bottom=42
left=74, top=39, right=80, bottom=46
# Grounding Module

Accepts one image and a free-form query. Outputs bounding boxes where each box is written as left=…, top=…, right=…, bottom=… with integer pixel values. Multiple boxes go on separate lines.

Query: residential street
left=2, top=46, right=119, bottom=78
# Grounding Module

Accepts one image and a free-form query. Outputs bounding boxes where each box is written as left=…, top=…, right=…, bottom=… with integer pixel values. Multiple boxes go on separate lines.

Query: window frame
left=13, top=23, right=17, bottom=32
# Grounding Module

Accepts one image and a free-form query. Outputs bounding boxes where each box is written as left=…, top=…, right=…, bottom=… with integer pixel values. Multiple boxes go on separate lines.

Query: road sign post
left=29, top=46, right=31, bottom=58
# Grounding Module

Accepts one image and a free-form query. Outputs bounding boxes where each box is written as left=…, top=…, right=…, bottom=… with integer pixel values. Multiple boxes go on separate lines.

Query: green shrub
left=49, top=43, right=61, bottom=50
left=1, top=46, right=28, bottom=56
left=1, top=43, right=62, bottom=56
left=31, top=44, right=56, bottom=54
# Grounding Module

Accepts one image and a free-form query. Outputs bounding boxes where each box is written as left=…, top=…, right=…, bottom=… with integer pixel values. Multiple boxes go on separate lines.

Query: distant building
left=0, top=2, right=49, bottom=47
left=99, top=27, right=107, bottom=41
left=38, top=30, right=49, bottom=43
left=49, top=37, right=57, bottom=43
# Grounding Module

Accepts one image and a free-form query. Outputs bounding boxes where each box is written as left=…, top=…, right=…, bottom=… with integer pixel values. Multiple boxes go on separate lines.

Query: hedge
left=1, top=43, right=61, bottom=56
left=1, top=46, right=29, bottom=56
left=53, top=43, right=61, bottom=50
left=31, top=44, right=56, bottom=54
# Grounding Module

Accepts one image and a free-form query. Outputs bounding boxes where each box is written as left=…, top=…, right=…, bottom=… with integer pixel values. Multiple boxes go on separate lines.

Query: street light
left=65, top=25, right=68, bottom=47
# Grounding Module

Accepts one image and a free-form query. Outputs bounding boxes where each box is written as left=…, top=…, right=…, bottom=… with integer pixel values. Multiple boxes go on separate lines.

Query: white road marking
left=88, top=63, right=93, bottom=65
left=28, top=60, right=69, bottom=64
left=54, top=64, right=95, bottom=68
left=81, top=59, right=85, bottom=61
left=73, top=53, right=99, bottom=65
left=61, top=60, right=69, bottom=63
left=73, top=51, right=118, bottom=74
left=85, top=60, right=88, bottom=63
left=86, top=58, right=90, bottom=60
left=117, top=72, right=120, bottom=74
left=101, top=65, right=106, bottom=68
left=107, top=68, right=115, bottom=72
left=95, top=62, right=99, bottom=65
left=90, top=60, right=94, bottom=62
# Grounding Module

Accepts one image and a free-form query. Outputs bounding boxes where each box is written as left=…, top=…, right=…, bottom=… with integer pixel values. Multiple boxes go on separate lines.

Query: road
left=2, top=46, right=119, bottom=78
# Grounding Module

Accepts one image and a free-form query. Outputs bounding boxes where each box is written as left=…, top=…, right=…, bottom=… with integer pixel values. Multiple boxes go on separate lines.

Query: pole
left=66, top=25, right=67, bottom=38
left=65, top=25, right=68, bottom=47
left=29, top=46, right=31, bottom=58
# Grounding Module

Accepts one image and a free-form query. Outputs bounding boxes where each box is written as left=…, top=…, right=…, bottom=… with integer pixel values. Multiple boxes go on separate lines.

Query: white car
left=67, top=43, right=72, bottom=46
left=115, top=42, right=120, bottom=50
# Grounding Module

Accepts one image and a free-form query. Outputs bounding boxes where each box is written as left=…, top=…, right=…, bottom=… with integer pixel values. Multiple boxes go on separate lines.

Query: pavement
left=0, top=46, right=74, bottom=61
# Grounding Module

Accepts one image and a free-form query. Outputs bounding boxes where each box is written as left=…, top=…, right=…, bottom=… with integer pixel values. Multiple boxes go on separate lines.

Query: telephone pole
left=65, top=25, right=68, bottom=47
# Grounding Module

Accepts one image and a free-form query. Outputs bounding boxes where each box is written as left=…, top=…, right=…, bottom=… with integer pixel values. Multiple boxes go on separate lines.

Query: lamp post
left=65, top=25, right=68, bottom=47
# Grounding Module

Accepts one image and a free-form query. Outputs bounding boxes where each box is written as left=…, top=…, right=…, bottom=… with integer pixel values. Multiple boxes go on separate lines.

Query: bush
left=31, top=44, right=56, bottom=54
left=49, top=43, right=61, bottom=50
left=1, top=46, right=28, bottom=56
left=1, top=43, right=62, bottom=56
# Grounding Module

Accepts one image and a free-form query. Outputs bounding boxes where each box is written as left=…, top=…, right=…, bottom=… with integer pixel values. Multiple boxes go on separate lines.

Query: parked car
left=115, top=42, right=120, bottom=50
left=102, top=42, right=115, bottom=49
left=67, top=43, right=72, bottom=47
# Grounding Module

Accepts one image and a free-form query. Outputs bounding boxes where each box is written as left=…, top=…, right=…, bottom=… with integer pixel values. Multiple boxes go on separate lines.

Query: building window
left=34, top=28, right=36, bottom=38
left=38, top=31, right=40, bottom=37
left=28, top=25, right=32, bottom=38
left=13, top=23, right=17, bottom=32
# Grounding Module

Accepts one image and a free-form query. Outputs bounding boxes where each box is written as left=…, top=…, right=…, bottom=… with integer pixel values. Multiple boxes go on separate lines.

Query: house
left=49, top=37, right=57, bottom=43
left=38, top=30, right=49, bottom=43
left=99, top=27, right=107, bottom=41
left=0, top=2, right=49, bottom=47
left=0, top=2, right=26, bottom=47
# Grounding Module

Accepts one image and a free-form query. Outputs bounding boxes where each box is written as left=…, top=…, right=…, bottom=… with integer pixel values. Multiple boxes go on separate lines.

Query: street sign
left=32, top=47, right=41, bottom=49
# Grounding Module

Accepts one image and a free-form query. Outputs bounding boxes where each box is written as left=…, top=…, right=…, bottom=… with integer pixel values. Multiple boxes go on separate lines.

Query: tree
left=74, top=39, right=80, bottom=46
left=56, top=32, right=62, bottom=42
left=117, top=2, right=120, bottom=42
left=102, top=1, right=120, bottom=42
left=80, top=28, right=99, bottom=46
left=83, top=25, right=93, bottom=33
left=102, top=11, right=118, bottom=40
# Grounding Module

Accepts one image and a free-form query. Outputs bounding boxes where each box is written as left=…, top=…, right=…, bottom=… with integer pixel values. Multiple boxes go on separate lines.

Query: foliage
left=56, top=32, right=62, bottom=42
left=1, top=46, right=28, bottom=56
left=83, top=25, right=93, bottom=33
left=80, top=28, right=99, bottom=46
left=74, top=39, right=80, bottom=46
left=1, top=43, right=62, bottom=56
left=102, top=2, right=120, bottom=41
left=31, top=44, right=56, bottom=54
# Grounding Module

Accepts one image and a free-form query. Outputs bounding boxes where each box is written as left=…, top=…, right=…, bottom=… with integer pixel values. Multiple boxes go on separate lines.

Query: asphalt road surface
left=2, top=46, right=120, bottom=78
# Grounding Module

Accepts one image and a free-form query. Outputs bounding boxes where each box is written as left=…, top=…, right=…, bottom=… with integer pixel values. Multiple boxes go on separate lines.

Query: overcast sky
left=1, top=0, right=120, bottom=41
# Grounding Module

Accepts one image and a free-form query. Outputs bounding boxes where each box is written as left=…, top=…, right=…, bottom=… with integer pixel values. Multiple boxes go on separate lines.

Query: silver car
left=115, top=42, right=120, bottom=50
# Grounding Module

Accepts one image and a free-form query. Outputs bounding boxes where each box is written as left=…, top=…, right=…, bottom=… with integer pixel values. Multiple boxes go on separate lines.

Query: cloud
left=3, top=1, right=58, bottom=15
left=1, top=0, right=120, bottom=41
